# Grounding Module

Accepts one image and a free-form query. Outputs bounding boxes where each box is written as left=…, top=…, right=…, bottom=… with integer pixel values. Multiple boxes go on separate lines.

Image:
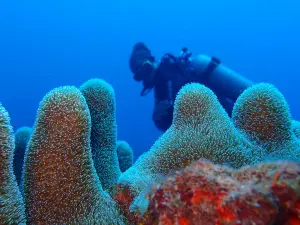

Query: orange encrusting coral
left=114, top=184, right=141, bottom=224
left=136, top=160, right=300, bottom=225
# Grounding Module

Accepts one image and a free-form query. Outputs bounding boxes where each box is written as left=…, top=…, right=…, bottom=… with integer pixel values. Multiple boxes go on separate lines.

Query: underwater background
left=0, top=0, right=299, bottom=159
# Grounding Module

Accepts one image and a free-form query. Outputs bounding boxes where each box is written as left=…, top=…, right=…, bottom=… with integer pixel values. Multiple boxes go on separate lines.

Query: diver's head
left=129, top=42, right=156, bottom=82
left=129, top=42, right=158, bottom=95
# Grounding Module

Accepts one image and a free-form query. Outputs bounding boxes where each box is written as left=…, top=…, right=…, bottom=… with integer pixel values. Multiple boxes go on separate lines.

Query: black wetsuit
left=151, top=53, right=238, bottom=131
left=151, top=53, right=204, bottom=131
left=129, top=43, right=250, bottom=132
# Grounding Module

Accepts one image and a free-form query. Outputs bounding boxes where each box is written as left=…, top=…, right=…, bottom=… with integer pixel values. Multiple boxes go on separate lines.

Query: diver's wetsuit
left=151, top=54, right=191, bottom=131
left=129, top=43, right=253, bottom=132
left=151, top=54, right=237, bottom=131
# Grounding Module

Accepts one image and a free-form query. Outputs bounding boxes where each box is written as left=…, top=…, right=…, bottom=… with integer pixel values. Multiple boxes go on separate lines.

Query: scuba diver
left=129, top=42, right=254, bottom=132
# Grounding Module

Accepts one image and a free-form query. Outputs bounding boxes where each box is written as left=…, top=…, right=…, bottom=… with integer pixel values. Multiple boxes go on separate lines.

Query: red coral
left=113, top=184, right=143, bottom=224
left=137, top=160, right=300, bottom=225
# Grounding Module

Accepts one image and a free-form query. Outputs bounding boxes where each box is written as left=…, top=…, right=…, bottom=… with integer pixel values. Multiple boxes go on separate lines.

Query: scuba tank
left=189, top=54, right=254, bottom=102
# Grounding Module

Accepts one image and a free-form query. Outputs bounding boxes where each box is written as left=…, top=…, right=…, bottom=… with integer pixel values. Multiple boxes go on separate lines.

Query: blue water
left=1, top=0, right=299, bottom=159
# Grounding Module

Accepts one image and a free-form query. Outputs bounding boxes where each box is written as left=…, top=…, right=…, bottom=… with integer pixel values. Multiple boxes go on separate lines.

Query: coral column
left=0, top=104, right=26, bottom=224
left=22, top=86, right=126, bottom=224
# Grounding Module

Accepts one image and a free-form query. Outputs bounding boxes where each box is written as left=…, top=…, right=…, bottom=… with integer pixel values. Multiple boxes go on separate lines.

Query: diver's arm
left=152, top=80, right=174, bottom=132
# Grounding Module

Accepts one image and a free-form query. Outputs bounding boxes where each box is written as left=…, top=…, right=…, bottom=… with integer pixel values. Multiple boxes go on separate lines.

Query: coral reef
left=117, top=83, right=300, bottom=214
left=232, top=83, right=292, bottom=143
left=114, top=184, right=138, bottom=225
left=3, top=77, right=300, bottom=224
left=117, top=140, right=134, bottom=172
left=138, top=160, right=300, bottom=225
left=117, top=83, right=264, bottom=212
left=22, top=86, right=126, bottom=224
left=13, top=126, right=32, bottom=186
left=232, top=83, right=300, bottom=160
left=0, top=104, right=26, bottom=224
left=80, top=79, right=121, bottom=192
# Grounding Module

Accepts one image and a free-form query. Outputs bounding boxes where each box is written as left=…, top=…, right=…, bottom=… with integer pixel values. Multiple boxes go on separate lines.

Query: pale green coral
left=13, top=126, right=32, bottom=186
left=22, top=86, right=126, bottom=224
left=118, top=83, right=263, bottom=210
left=117, top=140, right=134, bottom=172
left=80, top=79, right=121, bottom=192
left=0, top=103, right=26, bottom=224
left=232, top=83, right=300, bottom=161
